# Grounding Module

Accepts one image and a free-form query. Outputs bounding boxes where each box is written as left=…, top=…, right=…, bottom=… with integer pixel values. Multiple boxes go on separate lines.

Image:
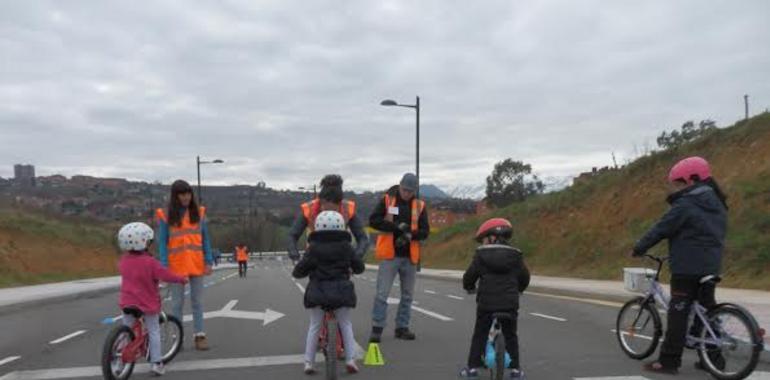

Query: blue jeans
left=170, top=275, right=205, bottom=334
left=372, top=257, right=416, bottom=329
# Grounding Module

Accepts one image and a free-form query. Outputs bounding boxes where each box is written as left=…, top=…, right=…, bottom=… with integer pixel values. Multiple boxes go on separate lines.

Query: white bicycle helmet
left=314, top=211, right=346, bottom=232
left=118, top=222, right=155, bottom=251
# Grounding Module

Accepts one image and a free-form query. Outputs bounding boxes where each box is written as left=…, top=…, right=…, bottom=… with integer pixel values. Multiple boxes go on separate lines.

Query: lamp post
left=196, top=156, right=224, bottom=205
left=380, top=96, right=420, bottom=198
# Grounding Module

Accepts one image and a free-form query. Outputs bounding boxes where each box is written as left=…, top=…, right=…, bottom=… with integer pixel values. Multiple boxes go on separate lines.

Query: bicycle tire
left=325, top=316, right=338, bottom=380
left=698, top=304, right=761, bottom=380
left=159, top=314, right=184, bottom=364
left=616, top=296, right=661, bottom=360
left=494, top=333, right=506, bottom=380
left=101, top=325, right=136, bottom=380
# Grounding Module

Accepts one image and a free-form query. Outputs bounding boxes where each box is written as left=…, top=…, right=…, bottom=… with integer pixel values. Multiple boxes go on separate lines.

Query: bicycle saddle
left=122, top=307, right=144, bottom=318
left=699, top=275, right=721, bottom=285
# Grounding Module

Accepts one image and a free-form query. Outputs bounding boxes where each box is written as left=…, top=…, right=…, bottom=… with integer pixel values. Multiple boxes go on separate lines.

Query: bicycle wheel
left=616, top=297, right=661, bottom=359
left=325, top=316, right=338, bottom=380
left=494, top=333, right=506, bottom=380
left=101, top=325, right=136, bottom=380
left=159, top=313, right=184, bottom=364
left=697, top=304, right=761, bottom=380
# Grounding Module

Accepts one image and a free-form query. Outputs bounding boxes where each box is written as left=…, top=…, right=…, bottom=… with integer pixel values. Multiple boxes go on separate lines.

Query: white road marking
left=530, top=312, right=567, bottom=322
left=610, top=329, right=656, bottom=341
left=424, top=290, right=437, bottom=294
left=295, top=282, right=306, bottom=293
left=48, top=330, right=87, bottom=345
left=0, top=354, right=326, bottom=380
left=0, top=356, right=20, bottom=367
left=386, top=297, right=453, bottom=321
left=182, top=300, right=284, bottom=326
left=526, top=291, right=624, bottom=308
left=447, top=295, right=464, bottom=300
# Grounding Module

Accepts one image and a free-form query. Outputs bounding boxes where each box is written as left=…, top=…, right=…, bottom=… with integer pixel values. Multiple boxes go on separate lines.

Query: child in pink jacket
left=117, top=222, right=187, bottom=376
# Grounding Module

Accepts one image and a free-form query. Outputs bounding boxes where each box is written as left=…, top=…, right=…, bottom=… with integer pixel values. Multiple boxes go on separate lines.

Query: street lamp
left=196, top=156, right=224, bottom=205
left=298, top=185, right=317, bottom=198
left=380, top=96, right=421, bottom=198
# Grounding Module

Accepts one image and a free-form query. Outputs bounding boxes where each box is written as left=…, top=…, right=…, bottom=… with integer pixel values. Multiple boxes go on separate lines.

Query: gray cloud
left=1, top=0, right=769, bottom=191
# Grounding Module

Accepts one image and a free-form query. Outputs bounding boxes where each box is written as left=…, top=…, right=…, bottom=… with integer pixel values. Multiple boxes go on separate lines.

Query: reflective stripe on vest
left=301, top=199, right=356, bottom=232
left=236, top=246, right=249, bottom=262
left=156, top=207, right=207, bottom=277
left=374, top=194, right=424, bottom=264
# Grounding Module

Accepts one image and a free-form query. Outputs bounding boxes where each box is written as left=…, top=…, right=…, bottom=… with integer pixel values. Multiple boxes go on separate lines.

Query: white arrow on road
left=386, top=297, right=453, bottom=321
left=183, top=300, right=285, bottom=326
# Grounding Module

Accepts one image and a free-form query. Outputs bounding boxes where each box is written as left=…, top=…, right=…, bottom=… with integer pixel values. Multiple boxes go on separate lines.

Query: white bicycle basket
left=623, top=267, right=656, bottom=293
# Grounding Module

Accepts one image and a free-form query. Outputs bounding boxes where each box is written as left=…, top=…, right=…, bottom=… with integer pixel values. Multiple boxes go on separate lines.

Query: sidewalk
left=0, top=263, right=251, bottom=313
left=365, top=264, right=770, bottom=350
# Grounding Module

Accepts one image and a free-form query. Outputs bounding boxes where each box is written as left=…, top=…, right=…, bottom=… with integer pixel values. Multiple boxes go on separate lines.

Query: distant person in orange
left=156, top=180, right=213, bottom=351
left=235, top=243, right=249, bottom=278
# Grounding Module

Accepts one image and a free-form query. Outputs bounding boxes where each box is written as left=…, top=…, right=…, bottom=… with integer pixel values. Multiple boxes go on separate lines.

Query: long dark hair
left=167, top=180, right=200, bottom=226
left=703, top=177, right=729, bottom=210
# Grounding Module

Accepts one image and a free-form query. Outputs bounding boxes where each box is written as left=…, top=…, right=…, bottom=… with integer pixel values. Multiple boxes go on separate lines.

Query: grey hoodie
left=633, top=184, right=727, bottom=275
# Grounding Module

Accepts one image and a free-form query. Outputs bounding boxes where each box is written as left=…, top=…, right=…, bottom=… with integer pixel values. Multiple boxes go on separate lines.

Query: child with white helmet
left=117, top=222, right=188, bottom=376
left=292, top=211, right=365, bottom=375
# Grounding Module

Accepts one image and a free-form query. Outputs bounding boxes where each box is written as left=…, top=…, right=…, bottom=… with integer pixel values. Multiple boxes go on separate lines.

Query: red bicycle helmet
left=668, top=156, right=711, bottom=185
left=475, top=218, right=513, bottom=242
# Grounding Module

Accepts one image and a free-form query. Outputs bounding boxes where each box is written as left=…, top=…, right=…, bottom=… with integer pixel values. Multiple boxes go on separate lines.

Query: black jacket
left=633, top=184, right=727, bottom=275
left=463, top=244, right=530, bottom=312
left=292, top=230, right=365, bottom=309
left=369, top=185, right=430, bottom=258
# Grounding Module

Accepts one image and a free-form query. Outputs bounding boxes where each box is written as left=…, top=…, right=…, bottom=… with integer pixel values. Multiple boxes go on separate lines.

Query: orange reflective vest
left=156, top=207, right=207, bottom=277
left=375, top=195, right=425, bottom=264
left=300, top=199, right=356, bottom=232
left=236, top=246, right=249, bottom=262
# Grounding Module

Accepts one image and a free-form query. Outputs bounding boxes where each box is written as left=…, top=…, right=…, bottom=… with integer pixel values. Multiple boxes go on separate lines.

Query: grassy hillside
left=0, top=205, right=121, bottom=287
left=423, top=113, right=770, bottom=290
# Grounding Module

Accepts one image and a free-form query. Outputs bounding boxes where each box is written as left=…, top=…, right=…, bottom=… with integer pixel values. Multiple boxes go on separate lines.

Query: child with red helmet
left=460, top=218, right=530, bottom=379
left=631, top=156, right=728, bottom=374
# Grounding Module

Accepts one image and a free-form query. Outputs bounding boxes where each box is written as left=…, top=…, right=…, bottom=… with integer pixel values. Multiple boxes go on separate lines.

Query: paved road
left=0, top=258, right=768, bottom=379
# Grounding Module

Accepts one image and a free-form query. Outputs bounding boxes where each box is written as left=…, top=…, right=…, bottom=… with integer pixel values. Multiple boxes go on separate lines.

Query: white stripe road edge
left=530, top=313, right=567, bottom=322
left=0, top=356, right=20, bottom=367
left=48, top=330, right=87, bottom=345
left=447, top=295, right=464, bottom=300
left=0, top=354, right=326, bottom=380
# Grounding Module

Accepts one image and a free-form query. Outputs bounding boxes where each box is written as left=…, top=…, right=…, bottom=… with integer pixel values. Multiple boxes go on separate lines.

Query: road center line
left=49, top=330, right=87, bottom=345
left=530, top=312, right=567, bottom=322
left=0, top=356, right=20, bottom=367
left=447, top=295, right=464, bottom=300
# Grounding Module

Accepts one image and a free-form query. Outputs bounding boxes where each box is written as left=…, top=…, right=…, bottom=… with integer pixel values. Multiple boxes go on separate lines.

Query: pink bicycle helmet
left=668, top=156, right=711, bottom=185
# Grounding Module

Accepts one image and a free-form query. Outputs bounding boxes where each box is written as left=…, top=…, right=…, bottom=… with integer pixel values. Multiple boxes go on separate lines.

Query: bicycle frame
left=121, top=317, right=148, bottom=363
left=318, top=310, right=344, bottom=358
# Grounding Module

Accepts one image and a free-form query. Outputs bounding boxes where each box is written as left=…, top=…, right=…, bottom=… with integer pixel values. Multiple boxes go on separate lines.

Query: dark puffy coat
left=462, top=244, right=530, bottom=312
left=633, top=183, right=727, bottom=275
left=292, top=230, right=365, bottom=309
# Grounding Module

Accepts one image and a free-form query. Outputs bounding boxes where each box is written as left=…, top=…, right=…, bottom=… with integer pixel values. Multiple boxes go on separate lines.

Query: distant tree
left=485, top=159, right=545, bottom=208
left=656, top=119, right=717, bottom=150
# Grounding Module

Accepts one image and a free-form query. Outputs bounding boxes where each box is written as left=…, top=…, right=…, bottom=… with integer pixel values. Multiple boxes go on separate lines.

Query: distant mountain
left=443, top=184, right=486, bottom=200
left=419, top=184, right=450, bottom=199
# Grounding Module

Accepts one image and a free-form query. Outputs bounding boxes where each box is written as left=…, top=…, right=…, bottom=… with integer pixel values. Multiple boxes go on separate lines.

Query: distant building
left=13, top=164, right=35, bottom=187
left=38, top=175, right=68, bottom=187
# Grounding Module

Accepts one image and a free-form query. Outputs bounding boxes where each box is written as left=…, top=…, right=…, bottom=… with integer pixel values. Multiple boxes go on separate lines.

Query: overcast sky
left=2, top=0, right=769, bottom=192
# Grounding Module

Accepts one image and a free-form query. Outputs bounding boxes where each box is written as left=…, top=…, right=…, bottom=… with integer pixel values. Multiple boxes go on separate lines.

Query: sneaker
left=150, top=362, right=165, bottom=376
left=394, top=327, right=416, bottom=340
left=194, top=334, right=210, bottom=351
left=345, top=360, right=359, bottom=374
left=369, top=326, right=383, bottom=343
left=459, top=367, right=479, bottom=378
left=510, top=368, right=525, bottom=379
left=304, top=361, right=315, bottom=375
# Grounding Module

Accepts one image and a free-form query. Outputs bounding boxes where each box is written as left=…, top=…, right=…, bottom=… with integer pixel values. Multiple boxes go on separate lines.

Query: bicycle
left=484, top=312, right=513, bottom=380
left=318, top=307, right=345, bottom=380
left=100, top=307, right=183, bottom=380
left=616, top=254, right=765, bottom=380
